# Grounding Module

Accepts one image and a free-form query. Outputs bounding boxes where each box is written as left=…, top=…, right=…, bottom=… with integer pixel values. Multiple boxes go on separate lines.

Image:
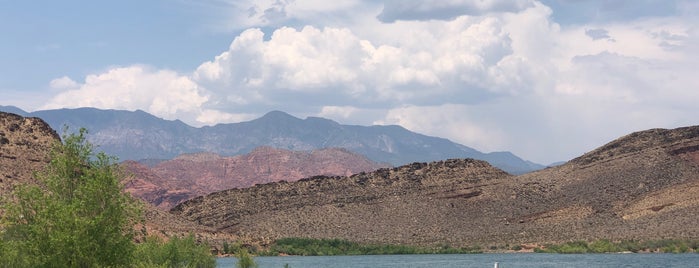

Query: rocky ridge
left=173, top=125, right=699, bottom=247
left=123, top=147, right=388, bottom=209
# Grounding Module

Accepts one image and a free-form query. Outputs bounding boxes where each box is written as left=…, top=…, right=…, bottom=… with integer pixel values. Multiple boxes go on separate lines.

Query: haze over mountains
left=0, top=106, right=544, bottom=174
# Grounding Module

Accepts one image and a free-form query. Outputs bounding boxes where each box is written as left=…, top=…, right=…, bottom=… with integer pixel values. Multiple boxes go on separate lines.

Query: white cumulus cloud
left=42, top=65, right=210, bottom=125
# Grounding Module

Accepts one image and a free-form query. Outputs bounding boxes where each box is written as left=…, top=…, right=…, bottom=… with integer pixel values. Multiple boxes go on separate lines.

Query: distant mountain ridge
left=0, top=106, right=544, bottom=174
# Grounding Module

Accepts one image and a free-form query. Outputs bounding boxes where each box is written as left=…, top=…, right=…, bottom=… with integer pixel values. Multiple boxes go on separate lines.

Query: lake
left=216, top=253, right=699, bottom=268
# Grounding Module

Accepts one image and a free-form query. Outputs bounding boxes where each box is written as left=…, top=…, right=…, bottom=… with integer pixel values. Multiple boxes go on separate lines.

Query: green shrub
left=1, top=128, right=138, bottom=267
left=618, top=240, right=641, bottom=253
left=556, top=241, right=589, bottom=254
left=534, top=239, right=699, bottom=254
left=134, top=234, right=216, bottom=268
left=236, top=248, right=258, bottom=268
left=264, top=237, right=483, bottom=256
left=535, top=241, right=589, bottom=253
left=222, top=241, right=245, bottom=255
left=223, top=241, right=231, bottom=254
left=589, top=239, right=619, bottom=253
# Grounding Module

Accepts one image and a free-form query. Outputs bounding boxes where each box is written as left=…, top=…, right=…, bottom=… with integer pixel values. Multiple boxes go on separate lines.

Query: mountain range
left=0, top=106, right=544, bottom=174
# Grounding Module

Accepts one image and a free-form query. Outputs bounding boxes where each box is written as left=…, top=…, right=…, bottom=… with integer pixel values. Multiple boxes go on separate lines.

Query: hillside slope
left=172, top=126, right=699, bottom=246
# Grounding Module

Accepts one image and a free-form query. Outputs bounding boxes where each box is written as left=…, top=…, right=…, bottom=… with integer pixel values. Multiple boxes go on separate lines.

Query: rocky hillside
left=172, top=125, right=699, bottom=247
left=0, top=112, right=59, bottom=196
left=0, top=106, right=543, bottom=174
left=123, top=147, right=388, bottom=209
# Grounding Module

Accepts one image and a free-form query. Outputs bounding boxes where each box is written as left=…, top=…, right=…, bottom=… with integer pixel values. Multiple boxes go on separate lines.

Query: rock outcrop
left=0, top=112, right=59, bottom=197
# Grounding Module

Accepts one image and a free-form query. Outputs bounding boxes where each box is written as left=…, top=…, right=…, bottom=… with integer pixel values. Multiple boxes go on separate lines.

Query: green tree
left=1, top=128, right=139, bottom=267
left=1, top=128, right=217, bottom=267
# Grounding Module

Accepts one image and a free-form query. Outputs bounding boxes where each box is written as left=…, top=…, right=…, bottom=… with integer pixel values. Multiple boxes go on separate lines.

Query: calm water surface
left=217, top=253, right=699, bottom=268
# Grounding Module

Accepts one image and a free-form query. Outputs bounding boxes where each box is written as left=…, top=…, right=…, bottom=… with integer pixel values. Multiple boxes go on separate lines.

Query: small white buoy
left=494, top=262, right=499, bottom=268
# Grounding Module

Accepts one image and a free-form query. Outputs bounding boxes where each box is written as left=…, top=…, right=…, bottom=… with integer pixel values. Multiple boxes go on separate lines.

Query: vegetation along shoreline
left=215, top=237, right=699, bottom=257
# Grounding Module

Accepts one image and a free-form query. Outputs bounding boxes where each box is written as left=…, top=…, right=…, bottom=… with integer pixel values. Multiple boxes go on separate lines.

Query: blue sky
left=1, top=0, right=697, bottom=164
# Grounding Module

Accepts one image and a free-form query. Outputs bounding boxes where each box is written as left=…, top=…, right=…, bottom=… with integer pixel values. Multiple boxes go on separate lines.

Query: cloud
left=196, top=109, right=257, bottom=126
left=377, top=104, right=508, bottom=152
left=377, top=0, right=534, bottom=22
left=42, top=66, right=211, bottom=124
left=193, top=14, right=529, bottom=115
left=49, top=76, right=80, bottom=90
left=585, top=28, right=614, bottom=41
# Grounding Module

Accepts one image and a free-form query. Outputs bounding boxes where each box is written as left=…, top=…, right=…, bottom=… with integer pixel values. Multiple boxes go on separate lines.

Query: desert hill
left=123, top=147, right=388, bottom=209
left=172, top=126, right=699, bottom=247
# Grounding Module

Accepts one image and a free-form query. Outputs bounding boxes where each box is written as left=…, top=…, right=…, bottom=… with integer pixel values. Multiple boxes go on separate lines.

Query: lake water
left=216, top=253, right=699, bottom=268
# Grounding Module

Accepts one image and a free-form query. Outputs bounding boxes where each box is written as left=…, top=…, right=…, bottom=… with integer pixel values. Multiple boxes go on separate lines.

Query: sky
left=1, top=0, right=698, bottom=165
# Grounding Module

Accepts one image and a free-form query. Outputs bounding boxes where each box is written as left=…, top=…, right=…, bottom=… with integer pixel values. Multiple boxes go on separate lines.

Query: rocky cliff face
left=0, top=112, right=59, bottom=196
left=123, top=147, right=388, bottom=209
left=172, top=125, right=699, bottom=247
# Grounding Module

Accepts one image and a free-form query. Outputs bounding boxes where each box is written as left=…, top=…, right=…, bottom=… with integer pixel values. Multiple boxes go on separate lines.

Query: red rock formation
left=123, top=147, right=388, bottom=209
